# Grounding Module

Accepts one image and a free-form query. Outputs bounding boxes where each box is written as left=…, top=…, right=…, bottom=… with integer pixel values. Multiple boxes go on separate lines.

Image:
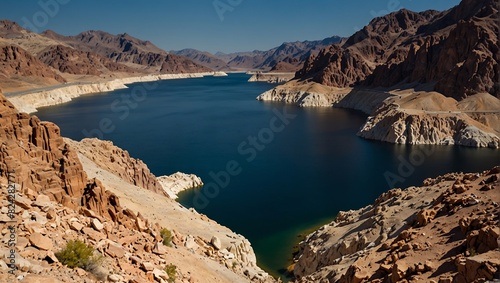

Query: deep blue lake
left=36, top=73, right=500, bottom=278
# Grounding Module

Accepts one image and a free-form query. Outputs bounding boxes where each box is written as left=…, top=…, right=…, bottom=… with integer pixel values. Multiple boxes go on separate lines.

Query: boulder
left=153, top=268, right=169, bottom=281
left=15, top=195, right=32, bottom=209
left=416, top=209, right=437, bottom=226
left=33, top=194, right=51, bottom=207
left=185, top=235, right=199, bottom=250
left=106, top=241, right=125, bottom=258
left=211, top=236, right=222, bottom=250
left=46, top=208, right=57, bottom=220
left=29, top=233, right=53, bottom=251
left=462, top=250, right=500, bottom=282
left=392, top=261, right=409, bottom=282
left=141, top=261, right=155, bottom=272
left=91, top=218, right=104, bottom=231
left=69, top=221, right=84, bottom=232
left=82, top=227, right=104, bottom=242
left=108, top=274, right=123, bottom=282
left=152, top=242, right=167, bottom=255
left=31, top=211, right=48, bottom=225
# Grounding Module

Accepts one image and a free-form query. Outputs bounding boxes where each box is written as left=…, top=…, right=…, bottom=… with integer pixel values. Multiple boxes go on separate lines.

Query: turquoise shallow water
left=36, top=73, right=500, bottom=279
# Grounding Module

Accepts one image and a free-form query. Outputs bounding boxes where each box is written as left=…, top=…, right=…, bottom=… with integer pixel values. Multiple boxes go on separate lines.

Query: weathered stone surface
left=91, top=218, right=104, bottom=231
left=295, top=0, right=498, bottom=100
left=185, top=235, right=199, bottom=251
left=211, top=236, right=222, bottom=250
left=15, top=195, right=32, bottom=209
left=33, top=194, right=51, bottom=207
left=29, top=233, right=53, bottom=251
left=417, top=209, right=437, bottom=226
left=152, top=242, right=167, bottom=255
left=82, top=227, right=104, bottom=242
left=157, top=172, right=204, bottom=199
left=141, top=261, right=155, bottom=272
left=153, top=268, right=169, bottom=281
left=108, top=274, right=123, bottom=282
left=106, top=241, right=125, bottom=258
left=0, top=94, right=86, bottom=210
left=67, top=138, right=166, bottom=195
left=69, top=221, right=84, bottom=232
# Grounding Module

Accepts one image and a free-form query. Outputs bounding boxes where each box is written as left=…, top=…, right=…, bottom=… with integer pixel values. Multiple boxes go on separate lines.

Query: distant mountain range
left=0, top=19, right=344, bottom=91
left=0, top=21, right=211, bottom=91
left=295, top=0, right=499, bottom=100
left=171, top=36, right=343, bottom=72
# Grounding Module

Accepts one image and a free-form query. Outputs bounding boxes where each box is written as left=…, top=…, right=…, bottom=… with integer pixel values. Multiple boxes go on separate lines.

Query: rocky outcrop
left=366, top=0, right=499, bottom=100
left=248, top=72, right=295, bottom=84
left=256, top=81, right=351, bottom=107
left=157, top=172, right=203, bottom=199
left=0, top=44, right=65, bottom=84
left=0, top=91, right=276, bottom=282
left=296, top=9, right=438, bottom=88
left=292, top=167, right=500, bottom=283
left=72, top=135, right=275, bottom=282
left=358, top=105, right=500, bottom=148
left=38, top=45, right=135, bottom=76
left=42, top=29, right=213, bottom=74
left=0, top=92, right=127, bottom=222
left=0, top=187, right=261, bottom=283
left=258, top=81, right=500, bottom=147
left=295, top=0, right=499, bottom=100
left=65, top=138, right=166, bottom=196
left=0, top=93, right=86, bottom=209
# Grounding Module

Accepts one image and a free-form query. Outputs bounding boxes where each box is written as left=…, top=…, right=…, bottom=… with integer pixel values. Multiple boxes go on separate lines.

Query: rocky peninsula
left=257, top=0, right=500, bottom=148
left=247, top=72, right=295, bottom=84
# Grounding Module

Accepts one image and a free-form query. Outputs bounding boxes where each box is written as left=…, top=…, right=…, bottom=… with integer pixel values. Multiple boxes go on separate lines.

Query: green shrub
left=164, top=263, right=177, bottom=283
left=160, top=228, right=173, bottom=247
left=55, top=240, right=103, bottom=272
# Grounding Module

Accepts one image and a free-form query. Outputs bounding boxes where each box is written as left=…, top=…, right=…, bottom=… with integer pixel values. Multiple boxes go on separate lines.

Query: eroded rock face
left=0, top=44, right=65, bottom=84
left=296, top=9, right=438, bottom=88
left=65, top=138, right=166, bottom=196
left=38, top=45, right=134, bottom=76
left=368, top=0, right=499, bottom=100
left=0, top=94, right=86, bottom=209
left=157, top=172, right=203, bottom=199
left=296, top=0, right=499, bottom=100
left=42, top=29, right=212, bottom=74
left=358, top=105, right=500, bottom=148
left=292, top=167, right=500, bottom=283
left=0, top=94, right=128, bottom=220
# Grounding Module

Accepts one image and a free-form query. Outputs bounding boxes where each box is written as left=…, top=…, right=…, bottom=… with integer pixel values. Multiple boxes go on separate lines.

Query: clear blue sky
left=1, top=0, right=461, bottom=53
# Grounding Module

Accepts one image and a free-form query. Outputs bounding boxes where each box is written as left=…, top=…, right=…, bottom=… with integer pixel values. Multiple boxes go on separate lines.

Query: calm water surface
left=36, top=74, right=500, bottom=278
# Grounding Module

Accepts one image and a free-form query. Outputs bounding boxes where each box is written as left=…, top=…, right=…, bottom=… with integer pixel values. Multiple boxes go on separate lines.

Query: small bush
left=467, top=247, right=477, bottom=257
left=55, top=240, right=103, bottom=272
left=164, top=263, right=177, bottom=283
left=160, top=228, right=173, bottom=247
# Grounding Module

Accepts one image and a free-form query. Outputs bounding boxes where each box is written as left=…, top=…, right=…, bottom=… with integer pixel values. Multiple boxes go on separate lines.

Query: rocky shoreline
left=248, top=72, right=295, bottom=84
left=0, top=92, right=275, bottom=283
left=7, top=72, right=228, bottom=114
left=257, top=81, right=500, bottom=148
left=157, top=173, right=203, bottom=199
left=291, top=167, right=500, bottom=282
